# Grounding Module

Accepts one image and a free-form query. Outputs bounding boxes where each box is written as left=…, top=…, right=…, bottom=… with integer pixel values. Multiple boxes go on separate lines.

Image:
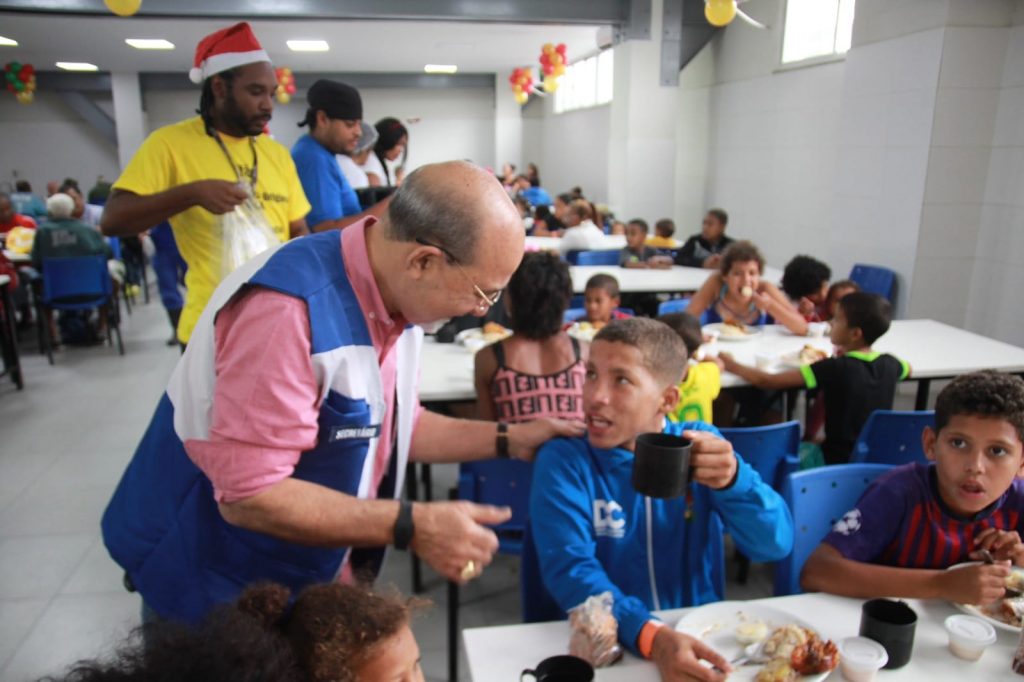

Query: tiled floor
left=0, top=294, right=931, bottom=682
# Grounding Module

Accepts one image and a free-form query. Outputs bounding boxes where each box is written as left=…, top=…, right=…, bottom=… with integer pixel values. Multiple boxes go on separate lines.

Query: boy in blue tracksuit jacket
left=530, top=318, right=793, bottom=680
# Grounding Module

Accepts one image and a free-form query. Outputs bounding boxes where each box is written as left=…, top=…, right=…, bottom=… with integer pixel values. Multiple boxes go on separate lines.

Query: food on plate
left=741, top=285, right=754, bottom=298
left=998, top=596, right=1024, bottom=627
left=755, top=625, right=839, bottom=681
left=480, top=322, right=511, bottom=342
left=735, top=620, right=769, bottom=645
left=719, top=319, right=748, bottom=337
left=798, top=345, right=828, bottom=364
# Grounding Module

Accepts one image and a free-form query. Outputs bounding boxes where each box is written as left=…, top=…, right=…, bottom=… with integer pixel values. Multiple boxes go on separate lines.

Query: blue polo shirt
left=291, top=134, right=361, bottom=227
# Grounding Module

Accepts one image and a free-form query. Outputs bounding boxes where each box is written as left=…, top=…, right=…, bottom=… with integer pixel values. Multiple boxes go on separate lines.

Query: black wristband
left=496, top=421, right=510, bottom=458
left=392, top=500, right=415, bottom=550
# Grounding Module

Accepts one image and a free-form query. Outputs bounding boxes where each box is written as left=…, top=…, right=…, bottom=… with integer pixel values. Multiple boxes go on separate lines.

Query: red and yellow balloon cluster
left=104, top=0, right=142, bottom=16
left=705, top=0, right=737, bottom=27
left=4, top=62, right=36, bottom=104
left=508, top=67, right=534, bottom=105
left=539, top=42, right=567, bottom=93
left=275, top=67, right=296, bottom=104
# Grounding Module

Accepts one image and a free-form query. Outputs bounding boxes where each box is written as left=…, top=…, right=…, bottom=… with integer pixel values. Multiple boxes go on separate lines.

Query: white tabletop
left=569, top=265, right=785, bottom=294
left=418, top=320, right=1024, bottom=402
left=463, top=592, right=1019, bottom=681
left=526, top=235, right=627, bottom=252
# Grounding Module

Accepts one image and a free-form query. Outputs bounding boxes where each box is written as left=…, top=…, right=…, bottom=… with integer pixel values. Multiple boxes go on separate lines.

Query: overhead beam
left=56, top=90, right=117, bottom=146
left=0, top=0, right=630, bottom=25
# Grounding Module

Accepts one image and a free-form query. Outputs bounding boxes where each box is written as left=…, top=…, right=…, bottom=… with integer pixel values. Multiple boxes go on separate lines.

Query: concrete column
left=607, top=0, right=678, bottom=221
left=493, top=73, right=523, bottom=173
left=110, top=72, right=146, bottom=170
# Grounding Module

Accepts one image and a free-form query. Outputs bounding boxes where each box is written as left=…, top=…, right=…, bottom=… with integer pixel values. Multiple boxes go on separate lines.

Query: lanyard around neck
left=209, top=129, right=258, bottom=193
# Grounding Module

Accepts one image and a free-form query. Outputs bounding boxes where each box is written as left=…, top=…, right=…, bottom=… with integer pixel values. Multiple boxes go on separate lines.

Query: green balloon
left=5, top=72, right=14, bottom=83
left=13, top=80, right=23, bottom=91
left=10, top=61, right=21, bottom=72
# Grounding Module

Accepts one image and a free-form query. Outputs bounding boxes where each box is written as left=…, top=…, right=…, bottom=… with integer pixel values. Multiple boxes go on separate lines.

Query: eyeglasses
left=415, top=237, right=502, bottom=310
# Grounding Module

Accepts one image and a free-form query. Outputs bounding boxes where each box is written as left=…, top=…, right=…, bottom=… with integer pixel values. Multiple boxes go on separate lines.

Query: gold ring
left=460, top=560, right=476, bottom=581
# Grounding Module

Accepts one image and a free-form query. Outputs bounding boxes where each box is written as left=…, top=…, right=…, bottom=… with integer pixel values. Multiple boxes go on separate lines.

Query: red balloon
left=539, top=53, right=550, bottom=65
left=524, top=83, right=534, bottom=94
left=286, top=83, right=296, bottom=94
left=542, top=64, right=553, bottom=76
left=19, top=66, right=30, bottom=80
left=556, top=43, right=567, bottom=55
left=6, top=83, right=13, bottom=92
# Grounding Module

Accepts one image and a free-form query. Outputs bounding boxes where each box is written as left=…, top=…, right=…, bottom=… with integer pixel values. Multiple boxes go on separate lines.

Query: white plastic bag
left=568, top=592, right=623, bottom=668
left=220, top=186, right=280, bottom=278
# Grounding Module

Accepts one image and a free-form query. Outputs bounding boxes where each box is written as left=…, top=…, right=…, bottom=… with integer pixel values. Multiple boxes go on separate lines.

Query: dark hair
left=719, top=240, right=764, bottom=276
left=935, top=371, right=1024, bottom=443
left=627, top=218, right=649, bottom=234
left=58, top=182, right=81, bottom=197
left=826, top=279, right=859, bottom=306
left=374, top=117, right=409, bottom=184
left=15, top=180, right=31, bottom=192
left=506, top=252, right=572, bottom=339
left=197, top=68, right=240, bottom=132
left=781, top=255, right=832, bottom=300
left=585, top=273, right=620, bottom=298
left=386, top=161, right=480, bottom=263
left=570, top=186, right=583, bottom=199
left=838, top=291, right=891, bottom=345
left=568, top=200, right=593, bottom=222
left=707, top=208, right=728, bottom=227
left=556, top=192, right=573, bottom=206
left=658, top=312, right=703, bottom=358
left=513, top=195, right=531, bottom=213
left=654, top=218, right=675, bottom=238
left=594, top=318, right=687, bottom=386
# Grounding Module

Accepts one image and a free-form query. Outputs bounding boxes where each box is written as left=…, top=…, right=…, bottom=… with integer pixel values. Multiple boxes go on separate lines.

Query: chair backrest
left=657, top=298, right=692, bottom=316
left=850, top=410, right=934, bottom=466
left=849, top=264, right=896, bottom=302
left=41, top=255, right=112, bottom=308
left=774, top=463, right=893, bottom=596
left=521, top=510, right=726, bottom=623
left=718, top=421, right=801, bottom=491
left=107, top=236, right=122, bottom=260
left=457, top=459, right=532, bottom=555
left=564, top=307, right=585, bottom=324
left=574, top=250, right=621, bottom=266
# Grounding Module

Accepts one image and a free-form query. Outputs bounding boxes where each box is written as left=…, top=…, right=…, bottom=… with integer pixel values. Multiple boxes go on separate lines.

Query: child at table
left=801, top=371, right=1024, bottom=605
left=529, top=318, right=793, bottom=680
left=580, top=274, right=632, bottom=328
left=645, top=218, right=681, bottom=250
left=618, top=219, right=661, bottom=268
left=825, top=279, right=859, bottom=321
left=720, top=292, right=910, bottom=464
left=659, top=311, right=722, bottom=424
left=781, top=255, right=832, bottom=322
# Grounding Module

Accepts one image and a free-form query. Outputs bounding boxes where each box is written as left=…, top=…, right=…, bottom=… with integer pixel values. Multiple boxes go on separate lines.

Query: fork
left=980, top=548, right=1023, bottom=597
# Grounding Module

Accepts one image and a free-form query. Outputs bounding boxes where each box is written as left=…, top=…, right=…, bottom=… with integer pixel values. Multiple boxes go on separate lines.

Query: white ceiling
left=0, top=12, right=605, bottom=75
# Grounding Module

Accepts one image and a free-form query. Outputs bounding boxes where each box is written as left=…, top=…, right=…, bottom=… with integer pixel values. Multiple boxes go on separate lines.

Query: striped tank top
left=490, top=336, right=586, bottom=424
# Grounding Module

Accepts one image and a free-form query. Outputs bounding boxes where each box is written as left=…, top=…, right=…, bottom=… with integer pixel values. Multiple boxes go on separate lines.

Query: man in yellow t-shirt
left=101, top=22, right=311, bottom=344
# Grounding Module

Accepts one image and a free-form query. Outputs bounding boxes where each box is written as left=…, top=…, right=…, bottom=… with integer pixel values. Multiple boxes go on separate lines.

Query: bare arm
left=801, top=544, right=1011, bottom=604
left=410, top=409, right=585, bottom=464
left=756, top=282, right=808, bottom=335
left=288, top=218, right=309, bottom=239
left=718, top=353, right=805, bottom=390
left=310, top=196, right=391, bottom=233
left=100, top=182, right=248, bottom=236
left=473, top=344, right=498, bottom=421
left=686, top=273, right=722, bottom=317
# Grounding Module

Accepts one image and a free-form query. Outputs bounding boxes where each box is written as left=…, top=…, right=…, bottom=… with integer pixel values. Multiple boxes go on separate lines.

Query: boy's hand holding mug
left=683, top=430, right=738, bottom=490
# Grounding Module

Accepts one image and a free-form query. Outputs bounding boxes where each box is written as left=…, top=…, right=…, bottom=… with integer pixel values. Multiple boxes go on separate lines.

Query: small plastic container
left=807, top=322, right=829, bottom=338
left=838, top=636, right=888, bottom=682
left=944, top=615, right=997, bottom=661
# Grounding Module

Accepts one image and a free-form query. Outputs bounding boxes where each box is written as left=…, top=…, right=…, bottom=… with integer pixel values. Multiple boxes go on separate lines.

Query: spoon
left=980, top=548, right=1023, bottom=598
left=729, top=639, right=770, bottom=667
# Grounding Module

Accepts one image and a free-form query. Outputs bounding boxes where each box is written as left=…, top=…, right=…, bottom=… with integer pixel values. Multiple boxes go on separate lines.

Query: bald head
left=385, top=160, right=522, bottom=265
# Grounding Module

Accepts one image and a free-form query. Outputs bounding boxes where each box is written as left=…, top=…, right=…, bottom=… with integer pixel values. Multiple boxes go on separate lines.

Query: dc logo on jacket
left=593, top=499, right=626, bottom=538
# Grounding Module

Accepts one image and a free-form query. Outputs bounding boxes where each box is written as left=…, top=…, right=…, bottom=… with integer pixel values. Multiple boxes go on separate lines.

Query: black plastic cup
left=520, top=655, right=594, bottom=682
left=631, top=432, right=693, bottom=498
left=859, top=598, right=917, bottom=669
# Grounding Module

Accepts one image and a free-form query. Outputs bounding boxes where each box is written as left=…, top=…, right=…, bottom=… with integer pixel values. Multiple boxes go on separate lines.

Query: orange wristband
left=638, top=619, right=665, bottom=659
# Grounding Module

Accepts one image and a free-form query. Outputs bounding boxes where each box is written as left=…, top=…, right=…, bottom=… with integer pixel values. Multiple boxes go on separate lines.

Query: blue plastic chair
left=850, top=410, right=934, bottom=466
left=849, top=264, right=896, bottom=303
left=657, top=298, right=692, bottom=316
left=38, top=255, right=123, bottom=363
left=564, top=308, right=635, bottom=324
left=718, top=421, right=801, bottom=492
left=521, top=510, right=726, bottom=623
left=774, top=463, right=893, bottom=596
left=574, top=250, right=621, bottom=266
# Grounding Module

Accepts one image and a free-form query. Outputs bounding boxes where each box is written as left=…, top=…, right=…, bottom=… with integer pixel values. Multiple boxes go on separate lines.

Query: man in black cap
left=292, top=79, right=389, bottom=231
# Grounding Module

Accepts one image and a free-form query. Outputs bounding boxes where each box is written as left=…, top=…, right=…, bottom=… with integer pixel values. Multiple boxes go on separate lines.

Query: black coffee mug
left=631, top=432, right=692, bottom=498
left=859, top=598, right=917, bottom=669
left=520, top=655, right=594, bottom=682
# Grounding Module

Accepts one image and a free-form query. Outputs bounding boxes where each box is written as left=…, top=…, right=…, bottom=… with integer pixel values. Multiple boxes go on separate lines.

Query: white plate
left=703, top=323, right=762, bottom=342
left=948, top=562, right=1024, bottom=632
left=455, top=326, right=511, bottom=352
left=566, top=321, right=600, bottom=342
left=779, top=347, right=831, bottom=369
left=675, top=601, right=831, bottom=681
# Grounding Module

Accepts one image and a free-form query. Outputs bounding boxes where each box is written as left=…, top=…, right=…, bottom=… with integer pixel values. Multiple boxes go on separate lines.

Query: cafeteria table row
left=463, top=592, right=1020, bottom=680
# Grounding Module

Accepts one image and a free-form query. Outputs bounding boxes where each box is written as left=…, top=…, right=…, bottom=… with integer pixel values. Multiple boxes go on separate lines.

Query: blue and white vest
left=101, top=231, right=422, bottom=624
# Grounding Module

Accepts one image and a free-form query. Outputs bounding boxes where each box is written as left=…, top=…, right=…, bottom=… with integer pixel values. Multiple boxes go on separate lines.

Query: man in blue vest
left=102, top=160, right=584, bottom=624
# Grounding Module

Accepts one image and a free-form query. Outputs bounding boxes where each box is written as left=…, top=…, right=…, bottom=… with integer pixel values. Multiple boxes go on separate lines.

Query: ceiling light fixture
left=424, top=64, right=458, bottom=74
left=126, top=38, right=175, bottom=50
left=287, top=40, right=329, bottom=52
left=0, top=35, right=18, bottom=46
left=56, top=62, right=99, bottom=71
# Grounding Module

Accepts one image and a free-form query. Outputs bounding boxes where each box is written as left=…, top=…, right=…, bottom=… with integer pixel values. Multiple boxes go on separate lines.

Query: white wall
left=0, top=92, right=120, bottom=194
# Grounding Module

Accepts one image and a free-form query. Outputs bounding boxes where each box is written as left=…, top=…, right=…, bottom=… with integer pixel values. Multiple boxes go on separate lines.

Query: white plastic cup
left=943, top=615, right=997, bottom=661
left=807, top=322, right=829, bottom=338
left=838, top=636, right=888, bottom=682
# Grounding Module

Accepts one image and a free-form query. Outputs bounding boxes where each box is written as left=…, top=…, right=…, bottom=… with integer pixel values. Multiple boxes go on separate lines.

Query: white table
left=463, top=593, right=1020, bottom=681
left=569, top=265, right=784, bottom=294
left=526, top=235, right=627, bottom=252
left=419, top=337, right=477, bottom=403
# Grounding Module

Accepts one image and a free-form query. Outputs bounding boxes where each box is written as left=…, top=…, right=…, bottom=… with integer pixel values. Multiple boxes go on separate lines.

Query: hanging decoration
left=539, top=42, right=567, bottom=94
left=705, top=0, right=769, bottom=29
left=275, top=66, right=296, bottom=104
left=104, top=0, right=142, bottom=16
left=4, top=61, right=36, bottom=104
left=508, top=66, right=534, bottom=105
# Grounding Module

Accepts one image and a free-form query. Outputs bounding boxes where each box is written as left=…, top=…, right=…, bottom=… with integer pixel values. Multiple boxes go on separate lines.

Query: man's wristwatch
left=496, top=421, right=510, bottom=458
left=393, top=500, right=415, bottom=550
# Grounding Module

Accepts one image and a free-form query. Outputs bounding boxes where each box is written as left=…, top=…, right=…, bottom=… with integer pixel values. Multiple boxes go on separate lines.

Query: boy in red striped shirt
left=802, top=371, right=1024, bottom=605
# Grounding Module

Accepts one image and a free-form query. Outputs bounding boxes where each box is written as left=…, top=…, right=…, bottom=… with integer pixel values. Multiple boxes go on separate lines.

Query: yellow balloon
left=512, top=83, right=523, bottom=94
left=542, top=43, right=555, bottom=54
left=277, top=91, right=291, bottom=104
left=543, top=76, right=559, bottom=93
left=705, top=0, right=736, bottom=27
left=25, top=80, right=36, bottom=91
left=16, top=90, right=33, bottom=104
left=104, top=0, right=142, bottom=16
left=514, top=91, right=528, bottom=105
left=554, top=64, right=566, bottom=76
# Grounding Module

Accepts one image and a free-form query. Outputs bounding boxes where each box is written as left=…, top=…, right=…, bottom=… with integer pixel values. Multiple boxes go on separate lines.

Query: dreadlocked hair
left=196, top=68, right=240, bottom=132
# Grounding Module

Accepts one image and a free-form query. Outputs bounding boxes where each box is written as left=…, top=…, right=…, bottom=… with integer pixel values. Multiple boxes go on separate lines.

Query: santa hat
left=189, top=22, right=271, bottom=85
